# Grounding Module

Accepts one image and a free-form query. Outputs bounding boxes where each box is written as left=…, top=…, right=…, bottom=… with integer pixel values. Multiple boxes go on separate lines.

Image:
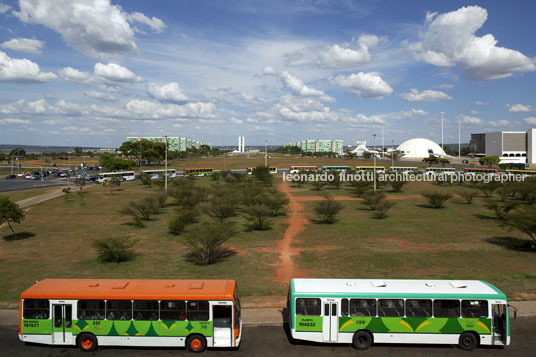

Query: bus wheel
left=459, top=332, right=478, bottom=351
left=186, top=335, right=207, bottom=353
left=352, top=330, right=372, bottom=350
left=77, top=333, right=98, bottom=352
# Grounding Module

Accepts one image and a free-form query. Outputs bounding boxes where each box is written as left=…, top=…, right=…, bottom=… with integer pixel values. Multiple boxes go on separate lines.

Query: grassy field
left=0, top=178, right=287, bottom=307
left=290, top=179, right=536, bottom=300
left=0, top=187, right=64, bottom=203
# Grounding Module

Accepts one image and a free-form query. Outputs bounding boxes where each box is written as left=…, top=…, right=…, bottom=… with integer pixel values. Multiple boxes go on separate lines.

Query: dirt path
left=293, top=194, right=424, bottom=201
left=272, top=181, right=311, bottom=285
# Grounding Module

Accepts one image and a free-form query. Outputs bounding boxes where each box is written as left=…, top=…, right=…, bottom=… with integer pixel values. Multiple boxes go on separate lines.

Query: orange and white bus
left=289, top=165, right=319, bottom=174
left=19, top=279, right=241, bottom=352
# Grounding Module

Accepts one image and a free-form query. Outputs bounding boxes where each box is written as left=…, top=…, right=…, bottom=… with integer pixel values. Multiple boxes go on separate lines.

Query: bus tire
left=458, top=332, right=478, bottom=351
left=77, top=333, right=98, bottom=352
left=352, top=330, right=372, bottom=350
left=186, top=334, right=207, bottom=353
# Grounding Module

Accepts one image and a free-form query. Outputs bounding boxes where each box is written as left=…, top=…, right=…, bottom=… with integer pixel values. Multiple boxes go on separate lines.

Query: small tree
left=314, top=195, right=343, bottom=224
left=92, top=237, right=137, bottom=263
left=244, top=203, right=273, bottom=230
left=477, top=182, right=502, bottom=198
left=459, top=191, right=478, bottom=204
left=421, top=191, right=452, bottom=208
left=373, top=200, right=395, bottom=219
left=74, top=178, right=86, bottom=205
left=262, top=190, right=289, bottom=216
left=168, top=208, right=198, bottom=235
left=502, top=207, right=536, bottom=249
left=207, top=195, right=238, bottom=221
left=387, top=179, right=407, bottom=193
left=326, top=170, right=342, bottom=189
left=348, top=181, right=372, bottom=197
left=311, top=180, right=327, bottom=191
left=252, top=165, right=273, bottom=186
left=485, top=200, right=518, bottom=220
left=62, top=187, right=72, bottom=201
left=479, top=156, right=500, bottom=168
left=183, top=221, right=237, bottom=265
left=0, top=196, right=25, bottom=235
left=105, top=175, right=122, bottom=195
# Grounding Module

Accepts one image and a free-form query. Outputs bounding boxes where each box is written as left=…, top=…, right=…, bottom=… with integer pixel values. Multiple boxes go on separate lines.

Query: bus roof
left=21, top=279, right=236, bottom=301
left=290, top=279, right=506, bottom=300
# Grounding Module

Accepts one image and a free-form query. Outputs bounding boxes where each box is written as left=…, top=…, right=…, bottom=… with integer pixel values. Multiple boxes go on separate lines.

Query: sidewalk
left=1, top=301, right=535, bottom=327
left=16, top=184, right=94, bottom=209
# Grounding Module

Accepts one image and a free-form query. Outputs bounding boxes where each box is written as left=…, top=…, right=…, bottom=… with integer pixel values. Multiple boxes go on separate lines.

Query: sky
left=0, top=0, right=536, bottom=148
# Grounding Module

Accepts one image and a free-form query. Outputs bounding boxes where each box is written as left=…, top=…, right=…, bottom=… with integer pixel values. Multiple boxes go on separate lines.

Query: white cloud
left=525, top=117, right=536, bottom=125
left=0, top=38, right=44, bottom=54
left=475, top=101, right=488, bottom=105
left=127, top=12, right=165, bottom=34
left=207, top=85, right=232, bottom=92
left=332, top=72, right=393, bottom=99
left=508, top=104, right=533, bottom=112
left=263, top=66, right=278, bottom=76
left=488, top=120, right=510, bottom=127
left=58, top=66, right=93, bottom=84
left=317, top=35, right=380, bottom=69
left=147, top=82, right=188, bottom=103
left=0, top=4, right=11, bottom=13
left=278, top=106, right=338, bottom=122
left=84, top=90, right=117, bottom=102
left=94, top=62, right=142, bottom=83
left=407, top=6, right=535, bottom=80
left=280, top=71, right=334, bottom=102
left=0, top=51, right=56, bottom=82
left=401, top=88, right=451, bottom=102
left=457, top=114, right=483, bottom=125
left=230, top=117, right=243, bottom=124
left=15, top=0, right=139, bottom=61
left=0, top=99, right=56, bottom=115
left=0, top=118, right=31, bottom=125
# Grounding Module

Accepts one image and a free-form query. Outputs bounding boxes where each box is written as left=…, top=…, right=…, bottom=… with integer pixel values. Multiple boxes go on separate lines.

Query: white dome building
left=396, top=138, right=447, bottom=159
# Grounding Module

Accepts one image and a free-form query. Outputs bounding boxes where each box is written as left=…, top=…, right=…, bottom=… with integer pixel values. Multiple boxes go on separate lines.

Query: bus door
left=492, top=304, right=507, bottom=345
left=51, top=301, right=74, bottom=344
left=322, top=300, right=338, bottom=342
left=212, top=302, right=233, bottom=347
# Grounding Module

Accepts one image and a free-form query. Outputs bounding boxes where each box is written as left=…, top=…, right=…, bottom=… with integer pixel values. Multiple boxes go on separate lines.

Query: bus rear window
left=296, top=298, right=321, bottom=316
left=23, top=299, right=49, bottom=319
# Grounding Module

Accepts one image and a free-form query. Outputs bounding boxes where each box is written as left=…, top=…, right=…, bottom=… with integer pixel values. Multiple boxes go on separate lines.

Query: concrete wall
left=485, top=132, right=502, bottom=157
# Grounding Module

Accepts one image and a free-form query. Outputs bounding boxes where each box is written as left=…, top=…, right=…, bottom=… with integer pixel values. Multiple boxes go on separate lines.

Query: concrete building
left=484, top=131, right=534, bottom=165
left=126, top=137, right=211, bottom=152
left=285, top=139, right=344, bottom=154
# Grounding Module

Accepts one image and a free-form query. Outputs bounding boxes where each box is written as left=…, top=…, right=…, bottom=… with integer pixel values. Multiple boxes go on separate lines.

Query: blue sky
left=1, top=0, right=535, bottom=148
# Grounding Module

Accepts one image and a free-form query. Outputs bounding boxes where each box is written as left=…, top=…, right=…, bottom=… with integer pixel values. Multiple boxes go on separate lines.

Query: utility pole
left=373, top=133, right=377, bottom=192
left=163, top=136, right=168, bottom=195
left=264, top=139, right=268, bottom=167
left=458, top=119, right=461, bottom=158
left=391, top=139, right=394, bottom=167
left=382, top=127, right=385, bottom=157
left=440, top=112, right=445, bottom=151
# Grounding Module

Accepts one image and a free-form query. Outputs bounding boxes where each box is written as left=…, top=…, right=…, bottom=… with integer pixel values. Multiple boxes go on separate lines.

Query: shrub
left=348, top=181, right=372, bottom=197
left=168, top=208, right=198, bottom=235
left=119, top=197, right=160, bottom=224
left=314, top=195, right=343, bottom=224
left=262, top=190, right=289, bottom=216
left=183, top=221, right=237, bottom=265
left=62, top=187, right=71, bottom=201
left=459, top=191, right=478, bottom=204
left=502, top=207, right=536, bottom=249
left=485, top=200, right=519, bottom=220
left=477, top=182, right=502, bottom=198
left=311, top=180, right=327, bottom=191
left=207, top=195, right=237, bottom=221
left=139, top=173, right=152, bottom=187
left=373, top=200, right=395, bottom=219
left=92, top=237, right=137, bottom=263
left=421, top=191, right=452, bottom=208
left=244, top=204, right=273, bottom=230
left=388, top=179, right=407, bottom=193
left=361, top=191, right=386, bottom=210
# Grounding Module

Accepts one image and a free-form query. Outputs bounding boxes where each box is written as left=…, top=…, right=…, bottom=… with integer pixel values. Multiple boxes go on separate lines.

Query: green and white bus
left=425, top=167, right=457, bottom=175
left=96, top=171, right=136, bottom=183
left=183, top=168, right=213, bottom=177
left=322, top=165, right=350, bottom=172
left=141, top=169, right=177, bottom=179
left=389, top=166, right=418, bottom=173
left=288, top=279, right=510, bottom=351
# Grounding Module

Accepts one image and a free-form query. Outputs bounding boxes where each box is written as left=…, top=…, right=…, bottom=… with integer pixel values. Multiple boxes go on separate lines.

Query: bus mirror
left=508, top=304, right=517, bottom=320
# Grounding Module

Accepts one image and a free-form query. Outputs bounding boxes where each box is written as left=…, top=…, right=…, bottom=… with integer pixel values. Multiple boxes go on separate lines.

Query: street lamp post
left=373, top=133, right=377, bottom=192
left=391, top=139, right=394, bottom=167
left=440, top=112, right=445, bottom=151
left=163, top=136, right=168, bottom=195
left=458, top=120, right=461, bottom=159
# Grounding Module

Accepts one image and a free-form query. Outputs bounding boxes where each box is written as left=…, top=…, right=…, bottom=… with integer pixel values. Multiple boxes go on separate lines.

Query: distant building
left=469, top=133, right=486, bottom=154
left=126, top=137, right=211, bottom=152
left=396, top=138, right=448, bottom=159
left=284, top=139, right=344, bottom=154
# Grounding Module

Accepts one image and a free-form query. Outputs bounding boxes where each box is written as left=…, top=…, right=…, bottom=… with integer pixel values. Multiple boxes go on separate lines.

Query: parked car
left=17, top=172, right=28, bottom=177
left=5, top=174, right=16, bottom=179
left=28, top=174, right=40, bottom=180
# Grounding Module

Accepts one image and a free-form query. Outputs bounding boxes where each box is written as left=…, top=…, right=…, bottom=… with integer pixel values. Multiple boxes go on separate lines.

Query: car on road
left=5, top=174, right=16, bottom=179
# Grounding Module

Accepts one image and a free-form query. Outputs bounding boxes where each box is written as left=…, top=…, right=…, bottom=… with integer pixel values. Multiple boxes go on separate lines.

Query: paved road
left=0, top=177, right=73, bottom=193
left=2, top=318, right=535, bottom=356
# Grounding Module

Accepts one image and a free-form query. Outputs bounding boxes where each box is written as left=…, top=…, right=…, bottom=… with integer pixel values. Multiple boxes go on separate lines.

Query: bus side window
left=187, top=300, right=209, bottom=321
left=160, top=300, right=186, bottom=321
left=78, top=300, right=105, bottom=320
left=406, top=299, right=432, bottom=317
left=106, top=300, right=132, bottom=320
left=462, top=300, right=488, bottom=318
left=434, top=300, right=460, bottom=318
left=378, top=299, right=404, bottom=317
left=296, top=298, right=321, bottom=316
left=23, top=299, right=50, bottom=319
left=350, top=299, right=376, bottom=317
left=341, top=299, right=349, bottom=317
